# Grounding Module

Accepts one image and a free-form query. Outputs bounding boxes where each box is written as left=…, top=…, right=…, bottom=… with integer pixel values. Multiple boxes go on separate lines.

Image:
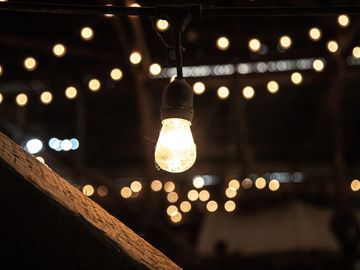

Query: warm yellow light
left=52, top=43, right=66, bottom=57
left=83, top=184, right=94, bottom=196
left=170, top=75, right=176, bottom=82
left=149, top=63, right=162, bottom=76
left=255, top=177, right=266, bottom=189
left=267, top=81, right=279, bottom=94
left=97, top=185, right=109, bottom=197
left=36, top=156, right=45, bottom=164
left=170, top=212, right=182, bottom=223
left=24, top=57, right=37, bottom=71
left=206, top=200, right=218, bottom=212
left=352, top=47, right=360, bottom=59
left=193, top=176, right=205, bottom=189
left=279, top=35, right=292, bottom=49
left=81, top=26, right=94, bottom=41
left=193, top=81, right=205, bottom=95
left=351, top=179, right=360, bottom=191
left=151, top=180, right=162, bottom=192
left=167, top=192, right=179, bottom=203
left=130, top=3, right=141, bottom=7
left=129, top=51, right=142, bottom=64
left=156, top=19, right=169, bottom=31
left=120, top=187, right=132, bottom=198
left=217, top=86, right=230, bottom=100
left=110, top=68, right=123, bottom=81
left=40, top=91, right=53, bottom=105
left=224, top=200, right=236, bottom=212
left=180, top=201, right=192, bottom=213
left=155, top=118, right=196, bottom=173
left=309, top=27, right=321, bottom=41
left=130, top=180, right=142, bottom=193
left=65, top=86, right=77, bottom=99
left=166, top=205, right=178, bottom=217
left=228, top=179, right=240, bottom=190
left=199, top=190, right=210, bottom=201
left=216, top=36, right=230, bottom=50
left=0, top=64, right=3, bottom=76
left=313, top=59, right=325, bottom=72
left=164, top=181, right=175, bottom=193
left=187, top=189, right=199, bottom=201
left=225, top=187, right=237, bottom=198
left=242, top=178, right=253, bottom=189
left=327, top=40, right=339, bottom=53
left=242, top=86, right=255, bottom=99
left=88, top=79, right=101, bottom=92
left=104, top=4, right=114, bottom=17
left=248, top=38, right=261, bottom=52
left=269, top=179, right=280, bottom=191
left=16, top=93, right=28, bottom=107
left=291, top=72, right=303, bottom=85
left=338, top=14, right=350, bottom=27
left=0, top=93, right=3, bottom=104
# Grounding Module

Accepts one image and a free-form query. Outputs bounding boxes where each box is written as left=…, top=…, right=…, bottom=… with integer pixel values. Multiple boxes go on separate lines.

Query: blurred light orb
left=269, top=179, right=280, bottom=191
left=242, top=86, right=255, bottom=100
left=228, top=179, right=240, bottom=190
left=338, top=14, right=350, bottom=27
left=149, top=63, right=162, bottom=76
left=248, top=38, right=261, bottom=52
left=242, top=178, right=253, bottom=189
left=88, top=79, right=101, bottom=92
left=267, top=81, right=279, bottom=94
left=217, top=86, right=230, bottom=100
left=216, top=36, right=230, bottom=50
left=0, top=64, right=3, bottom=76
left=156, top=19, right=169, bottom=31
left=25, top=138, right=43, bottom=154
left=40, top=91, right=53, bottom=104
left=180, top=201, right=192, bottom=213
left=151, top=180, right=162, bottom=192
left=81, top=26, right=94, bottom=41
left=199, top=190, right=210, bottom=201
left=61, top=139, right=72, bottom=151
left=164, top=181, right=175, bottom=193
left=309, top=27, right=321, bottom=41
left=167, top=192, right=179, bottom=203
left=83, top=185, right=94, bottom=196
left=351, top=179, right=360, bottom=191
left=352, top=47, right=360, bottom=59
left=206, top=200, right=218, bottom=212
left=187, top=189, right=199, bottom=201
left=24, top=57, right=37, bottom=71
left=225, top=187, right=237, bottom=198
left=166, top=205, right=178, bottom=217
left=130, top=180, right=142, bottom=193
left=193, top=176, right=205, bottom=189
left=130, top=3, right=141, bottom=7
left=52, top=43, right=66, bottom=57
left=313, top=59, right=325, bottom=72
left=129, top=51, right=142, bottom=64
left=16, top=93, right=28, bottom=107
left=110, top=68, right=123, bottom=80
left=327, top=40, right=339, bottom=53
left=0, top=93, right=3, bottom=104
left=224, top=200, right=236, bottom=212
left=65, top=86, right=77, bottom=99
left=255, top=177, right=266, bottom=189
left=279, top=35, right=292, bottom=49
left=97, top=185, right=109, bottom=197
left=291, top=72, right=303, bottom=85
left=193, top=81, right=205, bottom=95
left=120, top=187, right=132, bottom=198
left=170, top=212, right=182, bottom=223
left=70, top=138, right=79, bottom=150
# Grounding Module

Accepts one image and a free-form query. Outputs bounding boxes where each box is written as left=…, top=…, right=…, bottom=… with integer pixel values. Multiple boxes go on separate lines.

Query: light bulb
left=155, top=118, right=196, bottom=173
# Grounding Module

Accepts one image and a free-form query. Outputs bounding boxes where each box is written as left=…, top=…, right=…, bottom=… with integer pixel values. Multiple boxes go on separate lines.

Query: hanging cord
left=174, top=28, right=183, bottom=79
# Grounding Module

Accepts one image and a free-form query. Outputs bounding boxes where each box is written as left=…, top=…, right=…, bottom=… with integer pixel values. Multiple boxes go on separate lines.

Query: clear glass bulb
left=155, top=118, right=196, bottom=173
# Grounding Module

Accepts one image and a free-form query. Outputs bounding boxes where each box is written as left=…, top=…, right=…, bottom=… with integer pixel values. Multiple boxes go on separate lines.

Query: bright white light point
left=206, top=200, right=218, bottom=212
left=187, top=189, right=199, bottom=201
left=52, top=43, right=66, bottom=57
left=70, top=138, right=80, bottom=150
left=151, top=180, right=162, bottom=191
left=170, top=212, right=182, bottom=223
left=81, top=27, right=94, bottom=41
left=228, top=179, right=240, bottom=190
left=24, top=57, right=37, bottom=71
left=149, top=63, right=162, bottom=76
left=130, top=3, right=141, bottom=7
left=248, top=38, right=261, bottom=52
left=180, top=201, right=191, bottom=213
left=309, top=27, right=321, bottom=41
left=279, top=35, right=292, bottom=49
left=255, top=177, right=266, bottom=189
left=36, top=156, right=45, bottom=164
left=327, top=40, right=339, bottom=53
left=166, top=205, right=178, bottom=217
left=267, top=81, right=279, bottom=94
left=120, top=187, right=132, bottom=198
left=88, top=79, right=101, bottom=92
left=0, top=93, right=3, bottom=104
left=338, top=14, right=350, bottom=27
left=224, top=200, right=236, bottom=212
left=170, top=75, right=176, bottom=82
left=130, top=180, right=142, bottom=193
left=104, top=4, right=114, bottom=17
left=291, top=72, right=303, bottom=85
left=351, top=179, right=360, bottom=191
left=199, top=190, right=210, bottom=201
left=217, top=86, right=230, bottom=100
left=269, top=179, right=280, bottom=191
left=352, top=47, right=360, bottom=59
left=216, top=36, right=230, bottom=50
left=61, top=139, right=72, bottom=151
left=193, top=81, right=205, bottom=95
left=65, top=86, right=77, bottom=99
left=110, top=68, right=123, bottom=81
left=82, top=185, right=94, bottom=196
left=313, top=59, right=325, bottom=72
left=129, top=51, right=142, bottom=64
left=242, top=86, right=255, bottom=99
left=193, top=176, right=205, bottom=189
left=25, top=139, right=43, bottom=154
left=16, top=93, right=28, bottom=107
left=40, top=91, right=53, bottom=104
left=156, top=19, right=169, bottom=31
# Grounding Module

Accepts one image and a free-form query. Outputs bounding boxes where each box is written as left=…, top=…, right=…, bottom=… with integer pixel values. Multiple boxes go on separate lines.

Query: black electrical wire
left=174, top=29, right=183, bottom=79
